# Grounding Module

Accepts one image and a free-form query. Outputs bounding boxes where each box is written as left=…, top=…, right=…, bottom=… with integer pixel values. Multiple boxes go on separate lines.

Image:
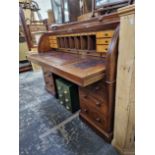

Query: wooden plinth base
left=79, top=112, right=113, bottom=143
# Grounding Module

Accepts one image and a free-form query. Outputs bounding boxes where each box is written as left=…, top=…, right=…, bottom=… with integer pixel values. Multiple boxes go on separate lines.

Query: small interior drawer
left=96, top=45, right=109, bottom=52
left=96, top=38, right=111, bottom=45
left=49, top=36, right=57, bottom=40
left=49, top=39, right=57, bottom=44
left=50, top=44, right=58, bottom=48
left=96, top=31, right=114, bottom=38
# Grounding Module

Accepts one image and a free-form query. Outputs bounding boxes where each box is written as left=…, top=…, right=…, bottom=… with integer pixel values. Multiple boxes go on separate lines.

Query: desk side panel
left=38, top=34, right=51, bottom=53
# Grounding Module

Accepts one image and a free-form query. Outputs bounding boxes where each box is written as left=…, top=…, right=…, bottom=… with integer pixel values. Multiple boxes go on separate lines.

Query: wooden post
left=19, top=4, right=32, bottom=50
left=112, top=5, right=135, bottom=155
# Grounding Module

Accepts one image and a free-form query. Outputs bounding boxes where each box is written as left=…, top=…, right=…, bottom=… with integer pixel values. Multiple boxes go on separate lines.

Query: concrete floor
left=19, top=71, right=119, bottom=155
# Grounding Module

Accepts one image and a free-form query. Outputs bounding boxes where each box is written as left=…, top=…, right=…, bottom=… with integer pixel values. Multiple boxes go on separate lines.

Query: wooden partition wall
left=48, top=31, right=114, bottom=53
left=112, top=5, right=135, bottom=155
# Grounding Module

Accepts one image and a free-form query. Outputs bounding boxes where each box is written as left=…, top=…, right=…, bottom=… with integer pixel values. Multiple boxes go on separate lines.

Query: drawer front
left=96, top=38, right=111, bottom=45
left=79, top=79, right=107, bottom=101
left=43, top=70, right=55, bottom=95
left=43, top=71, right=54, bottom=84
left=50, top=43, right=58, bottom=48
left=46, top=85, right=55, bottom=95
left=49, top=36, right=57, bottom=40
left=79, top=79, right=108, bottom=115
left=79, top=90, right=108, bottom=116
left=44, top=72, right=53, bottom=80
left=96, top=45, right=109, bottom=52
left=80, top=102, right=108, bottom=131
left=89, top=80, right=107, bottom=102
left=49, top=39, right=57, bottom=44
left=45, top=78, right=54, bottom=88
left=96, top=31, right=114, bottom=38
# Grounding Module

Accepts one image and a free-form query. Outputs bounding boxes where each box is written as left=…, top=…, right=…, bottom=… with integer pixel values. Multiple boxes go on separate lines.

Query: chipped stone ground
left=19, top=71, right=119, bottom=155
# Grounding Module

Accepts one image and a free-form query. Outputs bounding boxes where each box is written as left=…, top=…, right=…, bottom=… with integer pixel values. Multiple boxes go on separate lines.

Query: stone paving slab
left=19, top=71, right=119, bottom=155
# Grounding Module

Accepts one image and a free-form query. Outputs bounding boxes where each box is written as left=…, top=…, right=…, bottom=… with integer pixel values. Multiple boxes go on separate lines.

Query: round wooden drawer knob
left=95, top=86, right=100, bottom=90
left=95, top=117, right=101, bottom=122
left=96, top=102, right=101, bottom=107
left=105, top=33, right=108, bottom=36
left=105, top=40, right=108, bottom=43
left=83, top=109, right=88, bottom=113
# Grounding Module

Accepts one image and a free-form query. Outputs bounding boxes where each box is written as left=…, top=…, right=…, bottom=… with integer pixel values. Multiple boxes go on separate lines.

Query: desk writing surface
left=28, top=51, right=106, bottom=86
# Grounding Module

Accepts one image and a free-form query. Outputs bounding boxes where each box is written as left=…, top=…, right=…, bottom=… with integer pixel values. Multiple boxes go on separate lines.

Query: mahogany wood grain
left=28, top=52, right=106, bottom=87
left=78, top=25, right=119, bottom=141
left=80, top=101, right=108, bottom=131
left=42, top=68, right=56, bottom=96
left=27, top=12, right=120, bottom=142
left=48, top=13, right=119, bottom=35
left=79, top=113, right=113, bottom=142
left=38, top=34, right=51, bottom=53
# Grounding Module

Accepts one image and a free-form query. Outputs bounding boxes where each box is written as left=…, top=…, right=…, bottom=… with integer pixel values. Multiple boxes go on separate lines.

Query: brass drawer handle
left=95, top=117, right=101, bottom=122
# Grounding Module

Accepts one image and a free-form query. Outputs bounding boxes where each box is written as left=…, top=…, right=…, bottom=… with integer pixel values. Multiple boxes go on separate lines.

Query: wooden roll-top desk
left=28, top=12, right=120, bottom=142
